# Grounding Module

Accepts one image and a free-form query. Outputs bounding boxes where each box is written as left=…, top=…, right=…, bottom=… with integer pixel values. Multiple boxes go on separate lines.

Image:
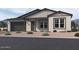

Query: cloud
left=9, top=8, right=34, bottom=14
left=0, top=13, right=15, bottom=20
left=0, top=8, right=20, bottom=15
left=0, top=8, right=35, bottom=20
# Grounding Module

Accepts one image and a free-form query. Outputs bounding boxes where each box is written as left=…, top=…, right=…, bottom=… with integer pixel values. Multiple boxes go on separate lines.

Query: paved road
left=0, top=37, right=79, bottom=50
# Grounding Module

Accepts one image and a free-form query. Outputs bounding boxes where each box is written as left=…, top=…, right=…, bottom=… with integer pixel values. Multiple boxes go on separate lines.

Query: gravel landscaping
left=0, top=32, right=77, bottom=38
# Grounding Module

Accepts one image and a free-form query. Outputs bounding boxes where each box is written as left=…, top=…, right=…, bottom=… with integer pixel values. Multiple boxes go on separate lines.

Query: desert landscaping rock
left=0, top=32, right=78, bottom=38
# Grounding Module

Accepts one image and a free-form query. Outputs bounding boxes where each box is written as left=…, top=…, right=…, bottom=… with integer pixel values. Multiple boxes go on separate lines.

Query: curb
left=0, top=35, right=79, bottom=39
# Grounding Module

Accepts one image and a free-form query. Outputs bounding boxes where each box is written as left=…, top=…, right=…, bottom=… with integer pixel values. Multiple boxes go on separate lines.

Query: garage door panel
left=11, top=22, right=26, bottom=31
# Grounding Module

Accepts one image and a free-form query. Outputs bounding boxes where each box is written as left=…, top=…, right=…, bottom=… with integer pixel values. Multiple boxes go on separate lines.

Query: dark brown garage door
left=11, top=22, right=26, bottom=31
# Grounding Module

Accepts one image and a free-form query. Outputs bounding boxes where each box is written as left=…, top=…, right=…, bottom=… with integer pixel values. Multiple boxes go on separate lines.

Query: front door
left=31, top=21, right=36, bottom=31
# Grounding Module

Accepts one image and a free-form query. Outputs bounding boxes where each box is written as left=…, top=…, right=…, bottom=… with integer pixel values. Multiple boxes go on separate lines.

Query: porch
left=27, top=18, right=48, bottom=32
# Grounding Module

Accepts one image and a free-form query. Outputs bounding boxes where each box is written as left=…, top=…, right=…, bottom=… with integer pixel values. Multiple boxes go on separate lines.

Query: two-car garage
left=11, top=22, right=26, bottom=31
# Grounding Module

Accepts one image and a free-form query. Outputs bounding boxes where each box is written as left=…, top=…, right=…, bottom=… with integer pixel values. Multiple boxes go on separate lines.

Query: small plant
left=5, top=31, right=11, bottom=35
left=67, top=31, right=71, bottom=32
left=3, top=29, right=8, bottom=31
left=42, top=32, right=49, bottom=36
left=53, top=30, right=57, bottom=32
left=71, top=29, right=77, bottom=32
left=16, top=31, right=21, bottom=33
left=27, top=31, right=33, bottom=34
left=74, top=33, right=79, bottom=37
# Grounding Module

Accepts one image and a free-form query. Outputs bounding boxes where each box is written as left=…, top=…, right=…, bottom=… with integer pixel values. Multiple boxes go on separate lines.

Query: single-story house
left=7, top=8, right=73, bottom=32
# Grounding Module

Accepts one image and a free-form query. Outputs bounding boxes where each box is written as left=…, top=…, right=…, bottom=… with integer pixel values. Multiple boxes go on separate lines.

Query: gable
left=49, top=13, right=70, bottom=17
left=27, top=9, right=56, bottom=18
left=48, top=11, right=73, bottom=17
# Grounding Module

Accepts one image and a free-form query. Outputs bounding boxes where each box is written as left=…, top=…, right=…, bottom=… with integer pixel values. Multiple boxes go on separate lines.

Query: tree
left=71, top=21, right=77, bottom=32
left=0, top=21, right=7, bottom=28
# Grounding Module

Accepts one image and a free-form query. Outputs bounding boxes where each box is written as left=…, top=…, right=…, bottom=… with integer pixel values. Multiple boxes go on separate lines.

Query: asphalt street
left=0, top=37, right=79, bottom=50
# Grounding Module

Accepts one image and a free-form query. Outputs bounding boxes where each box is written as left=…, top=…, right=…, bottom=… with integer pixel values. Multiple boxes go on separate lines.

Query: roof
left=48, top=11, right=73, bottom=17
left=6, top=18, right=16, bottom=21
left=6, top=17, right=25, bottom=21
left=18, top=9, right=41, bottom=18
left=41, top=8, right=57, bottom=12
left=7, top=8, right=73, bottom=21
left=17, top=8, right=57, bottom=18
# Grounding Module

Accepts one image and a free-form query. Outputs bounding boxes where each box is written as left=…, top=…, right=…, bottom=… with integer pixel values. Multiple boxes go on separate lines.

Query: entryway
left=31, top=21, right=36, bottom=31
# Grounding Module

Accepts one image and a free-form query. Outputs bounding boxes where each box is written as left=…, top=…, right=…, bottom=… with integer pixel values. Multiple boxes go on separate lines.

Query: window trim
left=53, top=17, right=66, bottom=29
left=39, top=20, right=48, bottom=29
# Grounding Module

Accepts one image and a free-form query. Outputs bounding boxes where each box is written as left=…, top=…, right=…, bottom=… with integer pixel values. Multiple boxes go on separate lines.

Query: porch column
left=48, top=17, right=53, bottom=32
left=26, top=21, right=27, bottom=32
left=26, top=20, right=31, bottom=31
left=65, top=16, right=71, bottom=31
left=7, top=21, right=11, bottom=32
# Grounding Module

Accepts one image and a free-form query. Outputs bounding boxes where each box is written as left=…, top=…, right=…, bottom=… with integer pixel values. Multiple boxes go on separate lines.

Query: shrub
left=5, top=31, right=11, bottom=35
left=42, top=32, right=49, bottom=36
left=74, top=33, right=79, bottom=37
left=16, top=31, right=21, bottom=33
left=27, top=31, right=33, bottom=34
left=3, top=29, right=7, bottom=31
left=0, top=29, right=1, bottom=31
left=67, top=31, right=71, bottom=32
left=53, top=30, right=57, bottom=32
left=71, top=29, right=77, bottom=32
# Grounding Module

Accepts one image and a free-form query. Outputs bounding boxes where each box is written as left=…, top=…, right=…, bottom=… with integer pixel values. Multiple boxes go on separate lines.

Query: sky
left=0, top=8, right=79, bottom=21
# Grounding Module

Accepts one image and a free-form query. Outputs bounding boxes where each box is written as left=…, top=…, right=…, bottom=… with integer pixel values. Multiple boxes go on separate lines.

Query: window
left=44, top=22, right=48, bottom=28
left=40, top=22, right=43, bottom=28
left=54, top=18, right=59, bottom=28
left=60, top=18, right=64, bottom=28
left=39, top=21, right=48, bottom=29
left=53, top=18, right=65, bottom=28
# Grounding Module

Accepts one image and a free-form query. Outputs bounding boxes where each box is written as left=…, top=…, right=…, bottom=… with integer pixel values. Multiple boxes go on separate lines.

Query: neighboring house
left=7, top=8, right=73, bottom=32
left=0, top=21, right=7, bottom=31
left=71, top=19, right=79, bottom=31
